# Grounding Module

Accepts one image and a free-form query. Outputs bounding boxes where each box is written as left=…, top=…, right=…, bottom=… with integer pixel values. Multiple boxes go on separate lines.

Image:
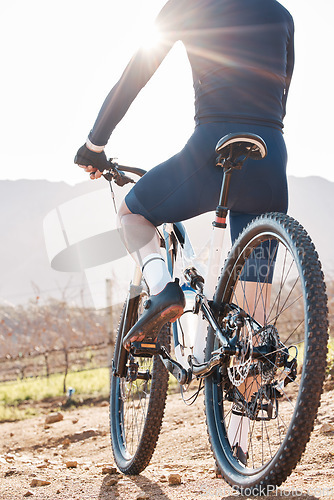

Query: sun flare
left=139, top=24, right=161, bottom=50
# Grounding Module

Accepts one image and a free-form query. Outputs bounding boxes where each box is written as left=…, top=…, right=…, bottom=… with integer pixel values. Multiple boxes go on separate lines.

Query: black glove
left=74, top=144, right=110, bottom=172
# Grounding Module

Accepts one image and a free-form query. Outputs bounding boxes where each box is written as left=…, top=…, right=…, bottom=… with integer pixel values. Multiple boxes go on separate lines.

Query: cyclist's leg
left=117, top=124, right=222, bottom=295
left=117, top=200, right=171, bottom=296
left=228, top=225, right=277, bottom=458
left=118, top=124, right=226, bottom=347
left=228, top=123, right=288, bottom=325
left=117, top=200, right=185, bottom=349
left=230, top=213, right=278, bottom=322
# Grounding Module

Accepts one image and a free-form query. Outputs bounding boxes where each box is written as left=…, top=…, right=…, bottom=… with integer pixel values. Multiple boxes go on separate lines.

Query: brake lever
left=103, top=171, right=114, bottom=182
left=103, top=160, right=135, bottom=186
left=113, top=171, right=135, bottom=186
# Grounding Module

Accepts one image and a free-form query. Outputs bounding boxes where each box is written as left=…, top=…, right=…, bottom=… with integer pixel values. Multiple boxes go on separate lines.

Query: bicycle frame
left=167, top=166, right=232, bottom=369
left=125, top=165, right=235, bottom=379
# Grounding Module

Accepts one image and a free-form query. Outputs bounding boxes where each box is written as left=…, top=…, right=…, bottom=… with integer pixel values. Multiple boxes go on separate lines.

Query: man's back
left=159, top=0, right=294, bottom=129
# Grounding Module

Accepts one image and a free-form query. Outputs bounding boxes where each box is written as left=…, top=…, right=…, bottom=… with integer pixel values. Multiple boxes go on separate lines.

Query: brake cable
left=102, top=160, right=165, bottom=245
left=103, top=160, right=135, bottom=214
left=106, top=176, right=117, bottom=213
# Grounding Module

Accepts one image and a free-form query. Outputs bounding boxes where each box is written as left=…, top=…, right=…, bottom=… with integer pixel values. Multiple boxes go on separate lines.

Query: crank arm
left=159, top=346, right=192, bottom=385
left=131, top=342, right=191, bottom=385
left=189, top=351, right=224, bottom=377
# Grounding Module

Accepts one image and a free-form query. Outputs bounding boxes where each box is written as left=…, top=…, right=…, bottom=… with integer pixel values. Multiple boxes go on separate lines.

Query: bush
left=327, top=336, right=334, bottom=376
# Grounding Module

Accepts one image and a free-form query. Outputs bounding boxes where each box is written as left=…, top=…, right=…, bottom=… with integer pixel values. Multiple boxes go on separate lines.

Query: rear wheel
left=110, top=286, right=170, bottom=474
left=205, top=213, right=328, bottom=492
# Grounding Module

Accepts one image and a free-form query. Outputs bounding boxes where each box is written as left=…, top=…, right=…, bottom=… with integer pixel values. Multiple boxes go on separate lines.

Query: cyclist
left=75, top=0, right=294, bottom=355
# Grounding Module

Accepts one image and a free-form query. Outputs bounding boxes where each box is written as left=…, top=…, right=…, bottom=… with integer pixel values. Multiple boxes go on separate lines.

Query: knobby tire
left=110, top=297, right=170, bottom=475
left=205, top=212, right=328, bottom=492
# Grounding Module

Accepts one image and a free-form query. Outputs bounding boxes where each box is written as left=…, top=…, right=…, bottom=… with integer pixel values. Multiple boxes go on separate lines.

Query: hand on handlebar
left=79, top=164, right=103, bottom=180
left=74, top=143, right=144, bottom=185
left=74, top=144, right=110, bottom=180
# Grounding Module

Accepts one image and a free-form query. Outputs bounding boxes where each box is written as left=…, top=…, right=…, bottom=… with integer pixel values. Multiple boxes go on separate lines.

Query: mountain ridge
left=1, top=176, right=333, bottom=305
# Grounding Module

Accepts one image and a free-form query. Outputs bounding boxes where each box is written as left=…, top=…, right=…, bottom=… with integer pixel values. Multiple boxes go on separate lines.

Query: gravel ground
left=0, top=388, right=333, bottom=500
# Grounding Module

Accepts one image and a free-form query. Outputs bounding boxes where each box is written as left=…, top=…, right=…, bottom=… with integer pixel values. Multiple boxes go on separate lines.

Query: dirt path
left=1, top=389, right=334, bottom=500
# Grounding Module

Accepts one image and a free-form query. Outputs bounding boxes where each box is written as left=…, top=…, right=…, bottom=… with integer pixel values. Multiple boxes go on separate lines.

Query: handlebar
left=102, top=160, right=147, bottom=186
left=116, top=164, right=147, bottom=178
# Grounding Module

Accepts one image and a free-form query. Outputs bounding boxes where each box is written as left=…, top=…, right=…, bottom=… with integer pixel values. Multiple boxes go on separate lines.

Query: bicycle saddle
left=215, top=133, right=267, bottom=162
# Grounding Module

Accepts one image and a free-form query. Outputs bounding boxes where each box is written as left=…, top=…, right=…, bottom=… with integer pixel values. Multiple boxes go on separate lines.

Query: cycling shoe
left=123, top=279, right=185, bottom=350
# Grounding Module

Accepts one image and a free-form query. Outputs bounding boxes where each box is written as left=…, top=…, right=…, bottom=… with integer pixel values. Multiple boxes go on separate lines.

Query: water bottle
left=178, top=284, right=198, bottom=349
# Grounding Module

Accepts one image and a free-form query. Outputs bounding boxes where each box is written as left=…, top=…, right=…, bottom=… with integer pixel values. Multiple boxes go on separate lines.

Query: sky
left=1, top=0, right=334, bottom=185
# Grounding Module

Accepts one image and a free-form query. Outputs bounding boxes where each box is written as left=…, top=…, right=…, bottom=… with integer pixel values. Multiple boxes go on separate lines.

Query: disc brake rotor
left=227, top=322, right=253, bottom=386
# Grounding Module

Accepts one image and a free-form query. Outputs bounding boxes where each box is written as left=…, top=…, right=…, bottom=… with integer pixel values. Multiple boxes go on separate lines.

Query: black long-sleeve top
left=89, top=0, right=294, bottom=146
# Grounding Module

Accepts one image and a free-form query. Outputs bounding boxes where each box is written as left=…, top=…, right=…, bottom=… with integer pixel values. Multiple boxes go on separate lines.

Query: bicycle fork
left=113, top=267, right=142, bottom=378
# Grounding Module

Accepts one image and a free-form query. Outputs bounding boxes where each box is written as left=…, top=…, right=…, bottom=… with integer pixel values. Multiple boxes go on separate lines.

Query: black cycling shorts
left=125, top=122, right=288, bottom=245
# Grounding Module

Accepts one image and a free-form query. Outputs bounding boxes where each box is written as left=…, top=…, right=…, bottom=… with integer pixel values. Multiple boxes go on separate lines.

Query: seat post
left=212, top=132, right=268, bottom=231
left=213, top=167, right=232, bottom=229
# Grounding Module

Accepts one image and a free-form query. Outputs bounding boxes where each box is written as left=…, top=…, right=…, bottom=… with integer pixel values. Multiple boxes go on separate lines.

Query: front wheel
left=205, top=213, right=328, bottom=492
left=110, top=287, right=170, bottom=475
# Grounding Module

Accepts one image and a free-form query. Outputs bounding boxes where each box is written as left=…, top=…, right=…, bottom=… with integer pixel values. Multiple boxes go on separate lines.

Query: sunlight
left=138, top=24, right=161, bottom=50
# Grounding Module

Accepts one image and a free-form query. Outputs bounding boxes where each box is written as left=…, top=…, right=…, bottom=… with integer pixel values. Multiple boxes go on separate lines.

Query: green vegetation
left=294, top=335, right=334, bottom=373
left=0, top=405, right=38, bottom=422
left=327, top=336, right=334, bottom=375
left=0, top=367, right=110, bottom=422
left=1, top=338, right=333, bottom=422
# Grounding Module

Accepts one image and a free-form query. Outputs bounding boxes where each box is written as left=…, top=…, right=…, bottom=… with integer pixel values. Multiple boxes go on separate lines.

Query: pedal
left=130, top=341, right=160, bottom=357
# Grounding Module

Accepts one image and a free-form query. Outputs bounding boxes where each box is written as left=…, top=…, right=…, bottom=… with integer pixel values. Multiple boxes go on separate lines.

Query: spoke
left=275, top=394, right=283, bottom=448
left=272, top=276, right=300, bottom=327
left=262, top=405, right=273, bottom=460
left=276, top=408, right=290, bottom=433
left=236, top=276, right=251, bottom=316
left=267, top=292, right=303, bottom=326
left=222, top=402, right=234, bottom=424
left=252, top=240, right=279, bottom=322
left=121, top=357, right=153, bottom=456
left=283, top=318, right=305, bottom=346
left=268, top=248, right=292, bottom=324
left=248, top=412, right=257, bottom=469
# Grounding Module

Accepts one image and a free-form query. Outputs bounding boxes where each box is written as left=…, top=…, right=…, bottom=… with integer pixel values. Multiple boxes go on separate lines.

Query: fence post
left=63, top=349, right=69, bottom=394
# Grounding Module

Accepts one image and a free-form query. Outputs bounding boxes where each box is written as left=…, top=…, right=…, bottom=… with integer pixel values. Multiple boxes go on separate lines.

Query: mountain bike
left=105, top=132, right=328, bottom=492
